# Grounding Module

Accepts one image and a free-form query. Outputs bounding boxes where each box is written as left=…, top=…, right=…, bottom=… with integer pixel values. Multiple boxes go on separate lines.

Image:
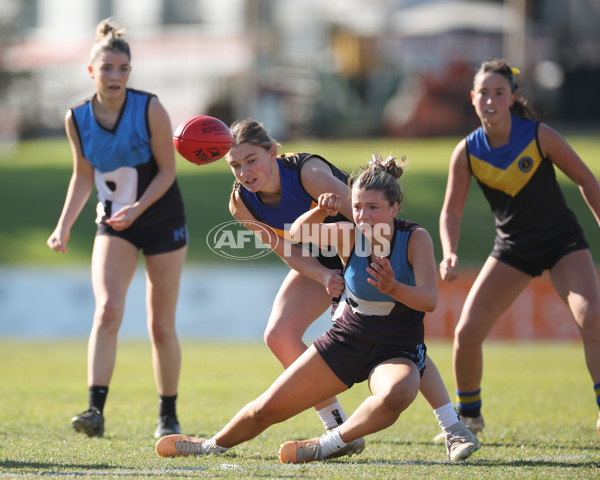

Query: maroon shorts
left=314, top=322, right=426, bottom=388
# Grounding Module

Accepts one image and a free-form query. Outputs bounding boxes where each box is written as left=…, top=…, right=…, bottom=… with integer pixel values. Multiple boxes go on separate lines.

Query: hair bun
left=95, top=18, right=126, bottom=41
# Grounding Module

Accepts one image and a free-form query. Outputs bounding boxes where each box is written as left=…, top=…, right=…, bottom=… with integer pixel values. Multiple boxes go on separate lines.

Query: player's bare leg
left=453, top=257, right=530, bottom=433
left=145, top=244, right=187, bottom=437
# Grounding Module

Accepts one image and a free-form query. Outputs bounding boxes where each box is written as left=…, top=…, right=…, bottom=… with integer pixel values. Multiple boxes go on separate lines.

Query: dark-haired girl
left=439, top=58, right=600, bottom=435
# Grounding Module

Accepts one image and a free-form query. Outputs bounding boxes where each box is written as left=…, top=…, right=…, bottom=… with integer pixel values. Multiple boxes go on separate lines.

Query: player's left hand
left=105, top=205, right=140, bottom=231
left=323, top=268, right=345, bottom=298
left=366, top=256, right=396, bottom=294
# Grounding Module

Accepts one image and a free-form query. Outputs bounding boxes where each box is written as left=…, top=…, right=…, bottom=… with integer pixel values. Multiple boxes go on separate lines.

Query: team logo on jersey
left=206, top=220, right=275, bottom=260
left=518, top=156, right=534, bottom=173
left=130, top=133, right=145, bottom=152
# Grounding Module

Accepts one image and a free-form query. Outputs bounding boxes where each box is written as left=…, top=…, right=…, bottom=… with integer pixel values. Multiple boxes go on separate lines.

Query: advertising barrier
left=427, top=272, right=582, bottom=340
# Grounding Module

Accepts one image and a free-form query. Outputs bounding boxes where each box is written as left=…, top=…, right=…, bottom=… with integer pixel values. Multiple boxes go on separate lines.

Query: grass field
left=1, top=340, right=599, bottom=479
left=1, top=134, right=600, bottom=267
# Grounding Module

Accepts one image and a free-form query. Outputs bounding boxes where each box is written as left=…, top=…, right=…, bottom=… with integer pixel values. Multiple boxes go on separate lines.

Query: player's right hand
left=47, top=228, right=70, bottom=253
left=318, top=193, right=341, bottom=217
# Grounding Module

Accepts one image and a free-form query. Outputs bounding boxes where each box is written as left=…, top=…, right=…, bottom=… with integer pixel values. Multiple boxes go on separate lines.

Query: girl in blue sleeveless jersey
left=155, top=155, right=478, bottom=462
left=224, top=120, right=479, bottom=455
left=47, top=19, right=187, bottom=439
left=440, top=58, right=600, bottom=435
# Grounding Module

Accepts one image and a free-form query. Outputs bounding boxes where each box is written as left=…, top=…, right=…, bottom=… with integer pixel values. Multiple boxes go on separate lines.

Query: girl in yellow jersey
left=440, top=58, right=600, bottom=435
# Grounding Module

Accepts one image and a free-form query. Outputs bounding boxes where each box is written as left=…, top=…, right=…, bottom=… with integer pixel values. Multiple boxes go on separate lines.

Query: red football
left=173, top=115, right=233, bottom=165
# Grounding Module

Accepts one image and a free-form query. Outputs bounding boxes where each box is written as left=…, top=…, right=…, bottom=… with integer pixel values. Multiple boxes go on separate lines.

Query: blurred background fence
left=1, top=0, right=599, bottom=145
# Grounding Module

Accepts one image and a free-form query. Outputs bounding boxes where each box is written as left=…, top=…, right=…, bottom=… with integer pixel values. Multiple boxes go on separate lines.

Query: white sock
left=317, top=401, right=348, bottom=430
left=204, top=436, right=230, bottom=455
left=319, top=426, right=348, bottom=458
left=433, top=402, right=460, bottom=431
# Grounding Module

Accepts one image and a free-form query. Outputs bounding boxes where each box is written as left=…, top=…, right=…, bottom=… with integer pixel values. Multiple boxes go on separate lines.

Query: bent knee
left=380, top=386, right=418, bottom=415
left=264, top=324, right=301, bottom=355
left=454, top=320, right=488, bottom=348
left=576, top=305, right=600, bottom=337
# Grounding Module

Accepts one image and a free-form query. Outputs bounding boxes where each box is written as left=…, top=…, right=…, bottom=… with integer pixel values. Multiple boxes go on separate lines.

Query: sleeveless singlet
left=332, top=218, right=425, bottom=345
left=71, top=88, right=184, bottom=227
left=466, top=114, right=582, bottom=254
left=236, top=152, right=349, bottom=240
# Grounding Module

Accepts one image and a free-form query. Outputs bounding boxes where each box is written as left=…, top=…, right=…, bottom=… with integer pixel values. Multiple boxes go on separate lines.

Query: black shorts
left=300, top=242, right=343, bottom=270
left=491, top=233, right=588, bottom=277
left=314, top=323, right=427, bottom=388
left=96, top=220, right=188, bottom=255
left=317, top=251, right=343, bottom=270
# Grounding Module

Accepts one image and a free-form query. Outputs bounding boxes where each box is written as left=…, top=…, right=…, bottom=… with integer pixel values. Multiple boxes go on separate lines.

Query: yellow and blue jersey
left=237, top=152, right=349, bottom=240
left=466, top=114, right=581, bottom=254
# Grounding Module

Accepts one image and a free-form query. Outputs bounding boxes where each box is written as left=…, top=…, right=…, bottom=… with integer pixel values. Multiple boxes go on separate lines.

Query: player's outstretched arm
left=439, top=140, right=470, bottom=281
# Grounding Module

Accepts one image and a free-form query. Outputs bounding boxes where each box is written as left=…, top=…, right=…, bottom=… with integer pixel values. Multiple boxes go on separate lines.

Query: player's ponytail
left=353, top=153, right=406, bottom=208
left=90, top=18, right=131, bottom=63
left=510, top=98, right=537, bottom=120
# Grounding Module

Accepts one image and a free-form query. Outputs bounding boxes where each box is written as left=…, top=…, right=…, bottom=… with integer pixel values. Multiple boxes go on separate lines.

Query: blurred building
left=1, top=0, right=599, bottom=143
left=0, top=0, right=252, bottom=143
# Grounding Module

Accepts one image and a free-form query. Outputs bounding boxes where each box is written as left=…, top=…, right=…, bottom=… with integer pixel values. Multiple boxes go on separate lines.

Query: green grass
left=2, top=135, right=600, bottom=267
left=1, top=340, right=599, bottom=479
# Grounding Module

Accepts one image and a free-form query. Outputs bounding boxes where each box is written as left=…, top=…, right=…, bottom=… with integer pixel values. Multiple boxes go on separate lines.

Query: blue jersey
left=466, top=114, right=582, bottom=254
left=237, top=152, right=349, bottom=240
left=70, top=89, right=184, bottom=227
left=332, top=218, right=425, bottom=345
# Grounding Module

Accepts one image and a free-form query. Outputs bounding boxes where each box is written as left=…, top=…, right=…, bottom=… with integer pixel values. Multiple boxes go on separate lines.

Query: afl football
left=173, top=115, right=233, bottom=165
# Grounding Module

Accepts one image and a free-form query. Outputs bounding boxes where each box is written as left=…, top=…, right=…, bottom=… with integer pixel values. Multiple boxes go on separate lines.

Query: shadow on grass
left=380, top=437, right=600, bottom=453
left=348, top=458, right=600, bottom=469
left=464, top=458, right=600, bottom=469
left=0, top=459, right=208, bottom=475
left=0, top=459, right=114, bottom=470
left=353, top=438, right=600, bottom=469
left=472, top=440, right=600, bottom=453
